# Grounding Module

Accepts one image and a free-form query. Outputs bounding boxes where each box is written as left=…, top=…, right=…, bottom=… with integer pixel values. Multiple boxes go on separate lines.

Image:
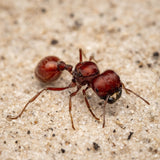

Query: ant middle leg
left=69, top=86, right=81, bottom=130
left=7, top=83, right=76, bottom=120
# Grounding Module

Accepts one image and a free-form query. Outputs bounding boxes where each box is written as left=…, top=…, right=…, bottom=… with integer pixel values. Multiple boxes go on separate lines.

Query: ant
left=7, top=49, right=150, bottom=129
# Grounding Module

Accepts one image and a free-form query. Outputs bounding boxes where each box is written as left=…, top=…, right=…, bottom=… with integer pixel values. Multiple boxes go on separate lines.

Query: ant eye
left=108, top=89, right=122, bottom=104
left=96, top=88, right=99, bottom=93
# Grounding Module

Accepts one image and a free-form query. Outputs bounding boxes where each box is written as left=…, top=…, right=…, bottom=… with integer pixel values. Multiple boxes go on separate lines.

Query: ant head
left=91, top=70, right=122, bottom=103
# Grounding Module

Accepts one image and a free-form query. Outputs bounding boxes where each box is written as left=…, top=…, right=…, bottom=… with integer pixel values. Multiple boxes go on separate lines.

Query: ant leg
left=69, top=86, right=81, bottom=130
left=82, top=87, right=99, bottom=120
left=89, top=55, right=96, bottom=61
left=79, top=48, right=87, bottom=62
left=102, top=97, right=109, bottom=128
left=7, top=83, right=76, bottom=120
left=79, top=48, right=83, bottom=62
left=122, top=83, right=150, bottom=105
left=89, top=55, right=102, bottom=63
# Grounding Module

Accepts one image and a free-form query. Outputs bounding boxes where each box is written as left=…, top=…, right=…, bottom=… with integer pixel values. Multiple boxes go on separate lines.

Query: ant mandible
left=7, top=49, right=150, bottom=129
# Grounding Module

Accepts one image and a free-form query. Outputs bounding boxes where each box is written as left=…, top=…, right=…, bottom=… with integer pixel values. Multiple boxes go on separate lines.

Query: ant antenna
left=89, top=55, right=102, bottom=63
left=79, top=48, right=87, bottom=62
left=79, top=48, right=102, bottom=63
left=122, top=83, right=150, bottom=105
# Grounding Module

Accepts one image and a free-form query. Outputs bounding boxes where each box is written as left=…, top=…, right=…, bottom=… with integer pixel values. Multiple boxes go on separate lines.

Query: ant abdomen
left=35, top=56, right=62, bottom=83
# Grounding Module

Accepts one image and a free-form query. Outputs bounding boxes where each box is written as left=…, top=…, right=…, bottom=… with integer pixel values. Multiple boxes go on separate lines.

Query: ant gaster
left=7, top=49, right=150, bottom=129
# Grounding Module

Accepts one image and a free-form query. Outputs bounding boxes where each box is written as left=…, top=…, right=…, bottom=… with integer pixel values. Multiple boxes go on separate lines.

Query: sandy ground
left=0, top=0, right=160, bottom=160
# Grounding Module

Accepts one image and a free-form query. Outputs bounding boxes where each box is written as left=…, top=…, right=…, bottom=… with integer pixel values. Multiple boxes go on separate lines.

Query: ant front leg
left=7, top=83, right=76, bottom=120
left=69, top=86, right=81, bottom=130
left=102, top=97, right=109, bottom=128
left=82, top=87, right=99, bottom=121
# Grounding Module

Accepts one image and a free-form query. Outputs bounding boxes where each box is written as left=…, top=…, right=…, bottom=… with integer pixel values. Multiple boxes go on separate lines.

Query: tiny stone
left=50, top=39, right=59, bottom=45
left=153, top=52, right=159, bottom=58
left=69, top=13, right=74, bottom=18
left=41, top=8, right=46, bottom=13
left=93, top=142, right=100, bottom=151
left=127, top=132, right=134, bottom=140
left=61, top=148, right=65, bottom=153
left=147, top=63, right=152, bottom=68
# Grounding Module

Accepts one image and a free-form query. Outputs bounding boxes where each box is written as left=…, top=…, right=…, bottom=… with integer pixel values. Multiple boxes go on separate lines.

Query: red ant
left=7, top=49, right=150, bottom=129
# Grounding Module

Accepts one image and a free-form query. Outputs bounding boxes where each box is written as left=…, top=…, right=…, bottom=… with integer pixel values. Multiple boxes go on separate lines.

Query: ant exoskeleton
left=7, top=49, right=150, bottom=129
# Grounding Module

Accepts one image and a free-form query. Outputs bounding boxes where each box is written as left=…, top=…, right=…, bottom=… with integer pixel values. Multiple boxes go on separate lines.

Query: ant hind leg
left=7, top=83, right=75, bottom=120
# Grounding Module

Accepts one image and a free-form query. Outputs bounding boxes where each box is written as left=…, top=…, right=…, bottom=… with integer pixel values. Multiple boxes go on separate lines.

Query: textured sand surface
left=0, top=0, right=160, bottom=160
